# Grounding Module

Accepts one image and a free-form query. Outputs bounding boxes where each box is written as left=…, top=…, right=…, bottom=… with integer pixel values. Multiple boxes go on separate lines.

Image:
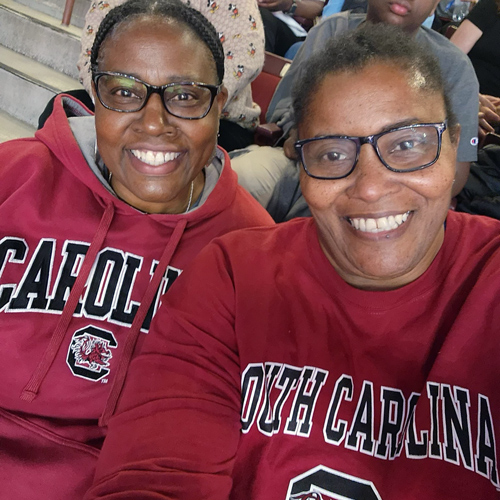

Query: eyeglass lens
left=301, top=125, right=441, bottom=179
left=97, top=74, right=214, bottom=118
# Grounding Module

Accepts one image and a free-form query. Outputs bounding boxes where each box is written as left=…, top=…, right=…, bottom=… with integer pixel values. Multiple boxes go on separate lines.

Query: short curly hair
left=292, top=23, right=458, bottom=139
left=90, top=0, right=225, bottom=84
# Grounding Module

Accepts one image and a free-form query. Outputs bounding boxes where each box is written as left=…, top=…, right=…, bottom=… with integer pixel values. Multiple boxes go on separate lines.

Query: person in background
left=321, top=0, right=367, bottom=18
left=85, top=24, right=500, bottom=500
left=60, top=0, right=265, bottom=152
left=321, top=0, right=434, bottom=30
left=0, top=0, right=273, bottom=498
left=449, top=0, right=500, bottom=139
left=455, top=141, right=500, bottom=218
left=478, top=93, right=500, bottom=141
left=257, top=0, right=325, bottom=57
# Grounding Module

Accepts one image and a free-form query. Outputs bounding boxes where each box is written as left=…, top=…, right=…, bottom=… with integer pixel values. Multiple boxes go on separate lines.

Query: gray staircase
left=0, top=0, right=88, bottom=142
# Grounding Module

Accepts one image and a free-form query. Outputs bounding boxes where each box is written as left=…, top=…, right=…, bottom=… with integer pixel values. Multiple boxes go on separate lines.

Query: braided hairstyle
left=90, top=0, right=225, bottom=84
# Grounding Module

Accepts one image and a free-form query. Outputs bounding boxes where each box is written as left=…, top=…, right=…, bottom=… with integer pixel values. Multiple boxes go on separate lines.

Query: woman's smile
left=347, top=211, right=411, bottom=233
left=127, top=148, right=184, bottom=176
left=130, top=149, right=182, bottom=167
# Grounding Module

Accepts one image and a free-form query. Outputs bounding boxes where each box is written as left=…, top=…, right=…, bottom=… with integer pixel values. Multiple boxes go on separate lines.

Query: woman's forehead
left=316, top=64, right=443, bottom=112
left=107, top=16, right=192, bottom=45
left=301, top=64, right=446, bottom=136
left=320, top=62, right=427, bottom=91
left=98, top=19, right=216, bottom=79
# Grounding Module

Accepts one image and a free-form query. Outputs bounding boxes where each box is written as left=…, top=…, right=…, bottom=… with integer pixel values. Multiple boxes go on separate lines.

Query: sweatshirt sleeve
left=85, top=240, right=241, bottom=500
left=419, top=29, right=480, bottom=162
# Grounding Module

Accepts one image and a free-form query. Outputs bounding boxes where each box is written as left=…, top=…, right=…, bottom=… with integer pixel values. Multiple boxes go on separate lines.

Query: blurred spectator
left=258, top=0, right=325, bottom=57
left=449, top=0, right=500, bottom=97
left=478, top=94, right=500, bottom=142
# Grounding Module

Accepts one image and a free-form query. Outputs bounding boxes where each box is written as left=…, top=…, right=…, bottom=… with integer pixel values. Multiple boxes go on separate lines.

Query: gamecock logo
left=67, top=325, right=117, bottom=381
left=287, top=465, right=382, bottom=500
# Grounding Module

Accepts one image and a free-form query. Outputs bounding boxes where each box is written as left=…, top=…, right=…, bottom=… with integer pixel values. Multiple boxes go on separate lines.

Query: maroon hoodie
left=0, top=95, right=273, bottom=498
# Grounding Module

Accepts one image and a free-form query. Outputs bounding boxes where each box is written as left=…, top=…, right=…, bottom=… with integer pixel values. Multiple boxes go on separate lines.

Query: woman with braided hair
left=0, top=0, right=272, bottom=497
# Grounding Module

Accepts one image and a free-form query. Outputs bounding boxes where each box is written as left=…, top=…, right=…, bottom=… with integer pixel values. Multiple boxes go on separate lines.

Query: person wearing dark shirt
left=450, top=0, right=500, bottom=97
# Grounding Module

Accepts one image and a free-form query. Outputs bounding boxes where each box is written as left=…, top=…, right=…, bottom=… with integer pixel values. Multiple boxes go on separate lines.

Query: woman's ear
left=283, top=127, right=299, bottom=160
left=449, top=123, right=461, bottom=147
left=216, top=85, right=229, bottom=114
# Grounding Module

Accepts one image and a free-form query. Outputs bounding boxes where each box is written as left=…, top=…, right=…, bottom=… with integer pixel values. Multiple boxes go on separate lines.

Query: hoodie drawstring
left=99, top=218, right=187, bottom=426
left=21, top=203, right=115, bottom=402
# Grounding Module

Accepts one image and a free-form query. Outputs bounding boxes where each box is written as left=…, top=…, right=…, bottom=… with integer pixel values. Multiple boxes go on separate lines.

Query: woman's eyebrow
left=158, top=75, right=201, bottom=83
left=378, top=119, right=432, bottom=133
left=101, top=71, right=204, bottom=83
left=303, top=118, right=444, bottom=139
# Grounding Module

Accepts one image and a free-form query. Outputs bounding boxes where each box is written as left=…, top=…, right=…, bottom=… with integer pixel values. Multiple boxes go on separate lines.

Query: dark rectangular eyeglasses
left=92, top=72, right=221, bottom=120
left=295, top=121, right=448, bottom=180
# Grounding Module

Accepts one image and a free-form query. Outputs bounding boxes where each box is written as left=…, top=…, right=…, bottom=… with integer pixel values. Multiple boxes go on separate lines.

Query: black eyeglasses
left=93, top=72, right=221, bottom=119
left=295, top=121, right=448, bottom=180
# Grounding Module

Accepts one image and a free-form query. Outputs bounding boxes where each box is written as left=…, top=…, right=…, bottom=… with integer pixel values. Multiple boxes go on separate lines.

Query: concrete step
left=0, top=0, right=82, bottom=79
left=9, top=0, right=90, bottom=29
left=0, top=109, right=35, bottom=143
left=0, top=44, right=83, bottom=128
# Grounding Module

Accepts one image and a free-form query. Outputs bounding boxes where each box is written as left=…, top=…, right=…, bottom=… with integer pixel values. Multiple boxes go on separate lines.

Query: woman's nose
left=134, top=93, right=177, bottom=135
left=348, top=143, right=399, bottom=201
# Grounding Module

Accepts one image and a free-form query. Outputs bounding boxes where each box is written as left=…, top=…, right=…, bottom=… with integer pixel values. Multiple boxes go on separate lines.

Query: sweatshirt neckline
left=304, top=212, right=459, bottom=312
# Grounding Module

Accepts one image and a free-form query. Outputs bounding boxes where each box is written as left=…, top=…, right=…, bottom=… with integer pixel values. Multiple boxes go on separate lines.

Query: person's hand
left=257, top=0, right=293, bottom=12
left=482, top=94, right=500, bottom=112
left=283, top=128, right=299, bottom=160
left=478, top=94, right=500, bottom=141
left=479, top=94, right=500, bottom=116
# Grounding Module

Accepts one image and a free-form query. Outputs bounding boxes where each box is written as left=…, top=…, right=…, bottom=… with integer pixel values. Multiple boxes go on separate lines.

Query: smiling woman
left=0, top=0, right=273, bottom=498
left=86, top=23, right=500, bottom=500
left=90, top=3, right=227, bottom=215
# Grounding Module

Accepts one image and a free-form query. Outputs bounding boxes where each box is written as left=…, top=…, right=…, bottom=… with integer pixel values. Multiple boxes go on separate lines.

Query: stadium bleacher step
left=0, top=44, right=83, bottom=129
left=0, top=0, right=82, bottom=78
left=0, top=0, right=85, bottom=142
left=0, top=109, right=35, bottom=142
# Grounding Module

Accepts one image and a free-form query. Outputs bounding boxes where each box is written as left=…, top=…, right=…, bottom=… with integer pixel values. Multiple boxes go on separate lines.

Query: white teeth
left=365, top=218, right=377, bottom=231
left=145, top=151, right=155, bottom=164
left=376, top=217, right=388, bottom=230
left=348, top=211, right=410, bottom=233
left=131, top=150, right=180, bottom=166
